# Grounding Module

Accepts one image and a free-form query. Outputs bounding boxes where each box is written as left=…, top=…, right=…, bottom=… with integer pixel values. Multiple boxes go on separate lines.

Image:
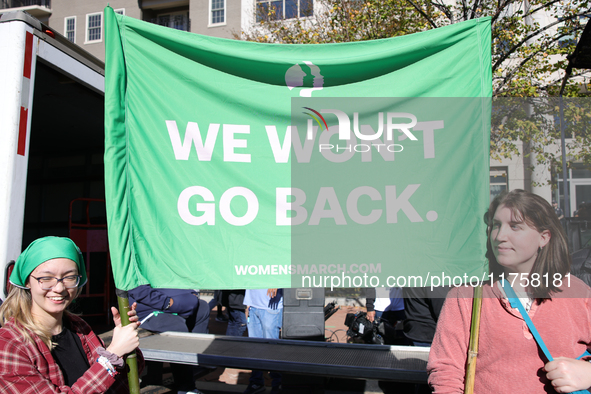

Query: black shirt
left=51, top=323, right=90, bottom=386
left=402, top=286, right=451, bottom=344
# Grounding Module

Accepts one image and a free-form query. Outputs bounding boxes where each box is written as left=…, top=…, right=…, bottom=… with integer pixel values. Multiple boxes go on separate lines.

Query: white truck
left=0, top=10, right=105, bottom=299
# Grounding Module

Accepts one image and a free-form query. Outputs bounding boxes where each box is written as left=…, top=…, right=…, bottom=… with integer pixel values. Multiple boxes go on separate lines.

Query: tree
left=239, top=0, right=591, bottom=184
left=490, top=97, right=591, bottom=177
left=241, top=0, right=590, bottom=96
left=239, top=0, right=434, bottom=43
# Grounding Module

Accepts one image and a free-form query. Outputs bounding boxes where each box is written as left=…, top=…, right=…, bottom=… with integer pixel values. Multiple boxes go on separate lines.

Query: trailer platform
left=139, top=332, right=429, bottom=383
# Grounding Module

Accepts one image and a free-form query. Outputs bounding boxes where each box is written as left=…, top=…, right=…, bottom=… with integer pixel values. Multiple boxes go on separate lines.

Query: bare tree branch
left=490, top=0, right=513, bottom=24
left=430, top=0, right=455, bottom=22
left=493, top=11, right=590, bottom=71
left=470, top=0, right=481, bottom=20
left=461, top=0, right=469, bottom=20
left=494, top=31, right=576, bottom=95
left=524, top=0, right=565, bottom=18
left=405, top=0, right=438, bottom=28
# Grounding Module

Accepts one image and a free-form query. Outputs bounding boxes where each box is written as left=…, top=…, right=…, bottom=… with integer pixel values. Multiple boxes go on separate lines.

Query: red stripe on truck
left=23, top=31, right=33, bottom=78
left=17, top=107, right=28, bottom=156
left=18, top=31, right=34, bottom=156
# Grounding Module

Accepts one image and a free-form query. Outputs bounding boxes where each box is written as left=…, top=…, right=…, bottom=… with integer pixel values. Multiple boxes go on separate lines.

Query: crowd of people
left=1, top=189, right=590, bottom=394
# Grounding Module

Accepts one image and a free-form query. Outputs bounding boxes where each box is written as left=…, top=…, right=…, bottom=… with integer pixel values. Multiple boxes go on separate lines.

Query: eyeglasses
left=29, top=275, right=82, bottom=290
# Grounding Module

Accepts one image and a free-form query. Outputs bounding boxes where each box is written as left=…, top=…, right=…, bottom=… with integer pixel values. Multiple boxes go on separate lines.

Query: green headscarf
left=10, top=237, right=87, bottom=289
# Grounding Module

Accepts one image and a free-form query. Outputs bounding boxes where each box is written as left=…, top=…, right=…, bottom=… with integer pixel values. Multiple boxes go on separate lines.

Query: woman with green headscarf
left=0, top=236, right=144, bottom=393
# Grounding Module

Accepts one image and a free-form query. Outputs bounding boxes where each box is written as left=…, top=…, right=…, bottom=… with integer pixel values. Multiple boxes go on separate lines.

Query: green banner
left=104, top=7, right=492, bottom=291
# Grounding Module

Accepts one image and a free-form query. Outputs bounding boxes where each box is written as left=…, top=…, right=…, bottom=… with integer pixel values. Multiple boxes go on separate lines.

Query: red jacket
left=0, top=314, right=144, bottom=393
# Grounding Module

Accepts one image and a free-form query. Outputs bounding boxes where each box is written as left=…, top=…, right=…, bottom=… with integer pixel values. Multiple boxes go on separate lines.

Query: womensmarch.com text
left=234, top=263, right=381, bottom=276
left=234, top=264, right=490, bottom=290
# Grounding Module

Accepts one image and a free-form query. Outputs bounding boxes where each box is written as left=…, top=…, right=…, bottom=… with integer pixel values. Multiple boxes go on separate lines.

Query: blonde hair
left=0, top=285, right=80, bottom=350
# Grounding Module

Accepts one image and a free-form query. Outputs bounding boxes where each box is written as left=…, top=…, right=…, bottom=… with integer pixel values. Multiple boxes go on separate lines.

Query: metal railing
left=1, top=0, right=50, bottom=9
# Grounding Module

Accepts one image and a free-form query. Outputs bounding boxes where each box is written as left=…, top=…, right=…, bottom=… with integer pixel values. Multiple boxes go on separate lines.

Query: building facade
left=0, top=0, right=250, bottom=61
left=2, top=0, right=589, bottom=216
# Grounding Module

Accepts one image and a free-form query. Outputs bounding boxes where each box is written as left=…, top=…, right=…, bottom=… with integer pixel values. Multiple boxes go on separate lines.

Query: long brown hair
left=486, top=189, right=570, bottom=298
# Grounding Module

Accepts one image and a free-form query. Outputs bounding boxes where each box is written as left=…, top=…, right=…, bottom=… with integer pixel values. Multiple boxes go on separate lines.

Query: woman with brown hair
left=0, top=236, right=143, bottom=393
left=428, top=189, right=591, bottom=393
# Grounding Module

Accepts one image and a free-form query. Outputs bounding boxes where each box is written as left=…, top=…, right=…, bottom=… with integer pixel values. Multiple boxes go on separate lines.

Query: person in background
left=403, top=286, right=450, bottom=347
left=222, top=289, right=247, bottom=337
left=400, top=286, right=451, bottom=394
left=553, top=200, right=564, bottom=220
left=575, top=202, right=591, bottom=221
left=570, top=245, right=591, bottom=288
left=367, top=287, right=411, bottom=394
left=243, top=289, right=283, bottom=394
left=364, top=287, right=376, bottom=322
left=217, top=289, right=248, bottom=385
left=574, top=202, right=584, bottom=218
left=0, top=236, right=143, bottom=393
left=212, top=290, right=229, bottom=322
left=128, top=284, right=209, bottom=394
left=367, top=288, right=405, bottom=327
left=366, top=287, right=405, bottom=346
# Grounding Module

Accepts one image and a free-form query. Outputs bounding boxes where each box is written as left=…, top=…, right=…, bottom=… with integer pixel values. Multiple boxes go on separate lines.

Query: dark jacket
left=128, top=285, right=200, bottom=320
left=221, top=290, right=246, bottom=310
left=402, top=286, right=450, bottom=344
left=365, top=288, right=376, bottom=312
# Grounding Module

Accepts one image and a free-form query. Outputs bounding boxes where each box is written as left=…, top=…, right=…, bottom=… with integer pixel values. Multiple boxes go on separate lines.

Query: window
left=86, top=12, right=102, bottom=43
left=64, top=16, right=76, bottom=43
left=210, top=0, right=225, bottom=25
left=490, top=168, right=508, bottom=202
left=115, top=9, right=125, bottom=15
left=256, top=0, right=313, bottom=21
left=149, top=12, right=190, bottom=31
